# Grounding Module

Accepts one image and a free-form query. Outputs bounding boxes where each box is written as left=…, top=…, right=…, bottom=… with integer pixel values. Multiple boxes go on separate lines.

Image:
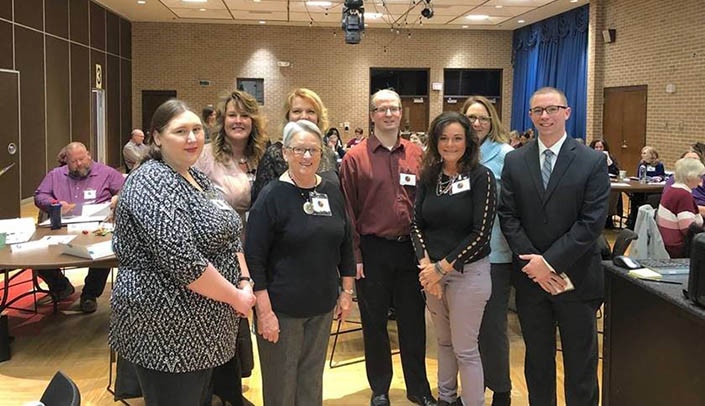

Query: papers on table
left=39, top=235, right=77, bottom=245
left=628, top=268, right=663, bottom=281
left=10, top=234, right=78, bottom=253
left=81, top=202, right=111, bottom=218
left=610, top=182, right=631, bottom=187
left=0, top=217, right=36, bottom=244
left=59, top=240, right=114, bottom=260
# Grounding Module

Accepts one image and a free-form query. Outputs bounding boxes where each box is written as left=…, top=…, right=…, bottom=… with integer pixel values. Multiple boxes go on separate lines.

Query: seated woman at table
left=591, top=139, right=622, bottom=228
left=656, top=157, right=705, bottom=258
left=638, top=146, right=666, bottom=181
left=664, top=147, right=705, bottom=215
left=246, top=120, right=355, bottom=406
left=110, top=99, right=256, bottom=406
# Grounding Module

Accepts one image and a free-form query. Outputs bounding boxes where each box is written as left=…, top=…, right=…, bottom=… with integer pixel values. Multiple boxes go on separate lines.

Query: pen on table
left=643, top=278, right=682, bottom=285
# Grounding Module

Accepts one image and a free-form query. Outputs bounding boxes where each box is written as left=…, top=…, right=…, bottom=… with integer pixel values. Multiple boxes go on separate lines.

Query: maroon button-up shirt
left=340, top=134, right=423, bottom=262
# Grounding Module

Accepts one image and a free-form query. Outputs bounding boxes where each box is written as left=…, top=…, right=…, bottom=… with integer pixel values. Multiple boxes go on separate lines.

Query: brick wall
left=589, top=0, right=705, bottom=167
left=132, top=23, right=513, bottom=142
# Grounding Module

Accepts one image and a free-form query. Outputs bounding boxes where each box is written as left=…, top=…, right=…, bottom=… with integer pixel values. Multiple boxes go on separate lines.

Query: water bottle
left=49, top=200, right=62, bottom=230
left=638, top=164, right=647, bottom=184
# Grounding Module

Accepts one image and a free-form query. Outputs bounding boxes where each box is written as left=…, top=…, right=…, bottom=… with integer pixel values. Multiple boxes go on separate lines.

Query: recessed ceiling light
left=183, top=0, right=207, bottom=3
left=199, top=8, right=206, bottom=11
left=466, top=14, right=489, bottom=21
left=253, top=0, right=261, bottom=2
left=518, top=19, right=525, bottom=23
left=259, top=20, right=266, bottom=24
left=137, top=0, right=146, bottom=4
left=495, top=5, right=503, bottom=8
left=462, top=25, right=469, bottom=28
left=570, top=0, right=579, bottom=2
left=306, top=1, right=332, bottom=6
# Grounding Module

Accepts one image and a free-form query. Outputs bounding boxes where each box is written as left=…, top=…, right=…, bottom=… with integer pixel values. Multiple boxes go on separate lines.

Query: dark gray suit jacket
left=498, top=136, right=610, bottom=300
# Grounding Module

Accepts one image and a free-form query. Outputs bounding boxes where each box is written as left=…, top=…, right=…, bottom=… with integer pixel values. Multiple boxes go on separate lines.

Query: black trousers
left=38, top=267, right=110, bottom=299
left=515, top=290, right=601, bottom=406
left=134, top=364, right=213, bottom=406
left=356, top=235, right=431, bottom=397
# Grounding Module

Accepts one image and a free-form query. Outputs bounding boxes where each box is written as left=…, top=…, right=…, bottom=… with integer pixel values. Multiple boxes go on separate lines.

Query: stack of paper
left=0, top=217, right=36, bottom=244
left=59, top=240, right=114, bottom=260
left=628, top=268, right=663, bottom=281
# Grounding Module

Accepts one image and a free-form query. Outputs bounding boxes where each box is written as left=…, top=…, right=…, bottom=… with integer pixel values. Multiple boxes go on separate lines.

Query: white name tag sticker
left=400, top=173, right=416, bottom=186
left=83, top=189, right=96, bottom=200
left=451, top=178, right=471, bottom=195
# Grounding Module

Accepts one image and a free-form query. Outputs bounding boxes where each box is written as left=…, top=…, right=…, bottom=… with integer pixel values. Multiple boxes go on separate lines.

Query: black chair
left=612, top=229, right=638, bottom=258
left=40, top=371, right=81, bottom=406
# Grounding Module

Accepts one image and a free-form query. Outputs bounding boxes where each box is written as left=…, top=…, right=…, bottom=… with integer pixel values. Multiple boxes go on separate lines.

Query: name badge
left=400, top=173, right=416, bottom=186
left=451, top=178, right=471, bottom=195
left=211, top=199, right=234, bottom=211
left=83, top=189, right=96, bottom=200
left=647, top=165, right=657, bottom=172
left=311, top=192, right=332, bottom=217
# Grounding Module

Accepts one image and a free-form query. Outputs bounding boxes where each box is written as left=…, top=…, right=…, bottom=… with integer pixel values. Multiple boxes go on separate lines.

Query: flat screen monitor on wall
left=444, top=69, right=502, bottom=97
left=370, top=69, right=429, bottom=96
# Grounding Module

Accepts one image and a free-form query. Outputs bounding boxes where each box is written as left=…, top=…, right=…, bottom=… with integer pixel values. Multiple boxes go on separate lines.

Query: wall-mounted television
left=370, top=69, right=429, bottom=97
left=444, top=69, right=502, bottom=97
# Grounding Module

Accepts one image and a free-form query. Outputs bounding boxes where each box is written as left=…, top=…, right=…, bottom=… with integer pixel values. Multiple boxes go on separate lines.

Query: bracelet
left=238, top=276, right=254, bottom=288
left=342, top=288, right=354, bottom=295
left=434, top=262, right=448, bottom=277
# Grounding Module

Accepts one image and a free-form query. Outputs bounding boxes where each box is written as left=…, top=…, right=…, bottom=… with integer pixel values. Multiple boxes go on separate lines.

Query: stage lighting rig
left=341, top=0, right=365, bottom=44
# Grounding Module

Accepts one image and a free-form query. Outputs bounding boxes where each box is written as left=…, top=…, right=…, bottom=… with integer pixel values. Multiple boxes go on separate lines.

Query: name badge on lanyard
left=451, top=177, right=471, bottom=195
left=310, top=192, right=332, bottom=217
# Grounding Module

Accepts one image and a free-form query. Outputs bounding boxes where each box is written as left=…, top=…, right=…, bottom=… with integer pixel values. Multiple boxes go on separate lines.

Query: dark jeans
left=357, top=235, right=431, bottom=398
left=134, top=363, right=213, bottom=406
left=38, top=267, right=110, bottom=299
left=478, top=263, right=512, bottom=393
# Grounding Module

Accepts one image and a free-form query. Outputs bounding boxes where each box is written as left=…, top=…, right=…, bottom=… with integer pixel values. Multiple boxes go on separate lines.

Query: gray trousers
left=256, top=311, right=334, bottom=406
left=478, top=262, right=513, bottom=393
left=426, top=258, right=491, bottom=406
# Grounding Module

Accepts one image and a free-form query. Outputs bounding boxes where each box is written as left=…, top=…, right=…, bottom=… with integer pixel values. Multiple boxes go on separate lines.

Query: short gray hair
left=674, top=157, right=705, bottom=184
left=282, top=120, right=323, bottom=147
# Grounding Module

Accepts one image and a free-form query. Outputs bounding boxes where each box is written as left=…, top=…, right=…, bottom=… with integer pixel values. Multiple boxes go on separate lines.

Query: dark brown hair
left=419, top=111, right=479, bottom=187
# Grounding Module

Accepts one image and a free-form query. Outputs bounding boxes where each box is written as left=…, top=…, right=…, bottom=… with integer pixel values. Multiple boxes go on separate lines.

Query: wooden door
left=0, top=70, right=21, bottom=218
left=400, top=96, right=428, bottom=133
left=141, top=90, right=176, bottom=136
left=603, top=86, right=647, bottom=176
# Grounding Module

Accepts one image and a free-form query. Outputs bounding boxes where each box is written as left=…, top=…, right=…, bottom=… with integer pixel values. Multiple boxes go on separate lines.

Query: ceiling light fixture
left=466, top=14, right=489, bottom=21
left=199, top=8, right=206, bottom=11
left=462, top=25, right=468, bottom=28
left=137, top=0, right=146, bottom=4
left=259, top=20, right=266, bottom=24
left=518, top=19, right=525, bottom=23
left=307, top=1, right=332, bottom=6
left=182, top=0, right=207, bottom=3
left=495, top=5, right=503, bottom=8
left=421, top=0, right=433, bottom=19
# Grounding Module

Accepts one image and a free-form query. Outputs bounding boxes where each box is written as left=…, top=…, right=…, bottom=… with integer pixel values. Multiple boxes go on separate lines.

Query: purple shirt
left=34, top=162, right=125, bottom=215
left=664, top=174, right=705, bottom=206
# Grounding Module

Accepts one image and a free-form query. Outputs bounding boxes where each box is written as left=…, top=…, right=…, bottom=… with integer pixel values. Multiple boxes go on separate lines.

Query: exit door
left=0, top=70, right=21, bottom=218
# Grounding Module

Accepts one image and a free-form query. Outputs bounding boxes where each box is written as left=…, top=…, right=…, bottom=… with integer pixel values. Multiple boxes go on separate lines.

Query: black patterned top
left=109, top=159, right=242, bottom=373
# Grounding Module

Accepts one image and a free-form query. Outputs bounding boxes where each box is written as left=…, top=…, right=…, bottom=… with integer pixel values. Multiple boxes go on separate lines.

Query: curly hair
left=460, top=95, right=509, bottom=144
left=212, top=90, right=267, bottom=166
left=419, top=111, right=480, bottom=187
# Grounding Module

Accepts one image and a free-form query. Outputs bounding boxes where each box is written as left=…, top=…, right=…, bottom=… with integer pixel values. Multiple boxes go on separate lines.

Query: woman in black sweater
left=245, top=120, right=355, bottom=406
left=411, top=112, right=496, bottom=406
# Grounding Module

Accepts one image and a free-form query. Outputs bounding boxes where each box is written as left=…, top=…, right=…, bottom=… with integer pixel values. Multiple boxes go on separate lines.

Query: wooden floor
left=0, top=202, right=612, bottom=405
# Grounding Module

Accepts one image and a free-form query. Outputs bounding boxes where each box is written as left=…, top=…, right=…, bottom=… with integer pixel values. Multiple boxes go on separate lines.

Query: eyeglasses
left=529, top=105, right=567, bottom=116
left=286, top=146, right=322, bottom=156
left=372, top=106, right=402, bottom=114
left=467, top=115, right=491, bottom=124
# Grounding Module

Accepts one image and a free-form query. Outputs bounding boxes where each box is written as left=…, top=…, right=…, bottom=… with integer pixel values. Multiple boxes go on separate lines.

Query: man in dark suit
left=498, top=87, right=610, bottom=405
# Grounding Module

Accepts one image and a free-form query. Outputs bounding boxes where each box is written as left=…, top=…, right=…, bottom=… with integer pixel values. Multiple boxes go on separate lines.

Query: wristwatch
left=238, top=276, right=254, bottom=288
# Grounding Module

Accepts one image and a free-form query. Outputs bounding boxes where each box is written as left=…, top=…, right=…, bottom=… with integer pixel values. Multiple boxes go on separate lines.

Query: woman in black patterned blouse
left=110, top=99, right=256, bottom=406
left=410, top=112, right=496, bottom=406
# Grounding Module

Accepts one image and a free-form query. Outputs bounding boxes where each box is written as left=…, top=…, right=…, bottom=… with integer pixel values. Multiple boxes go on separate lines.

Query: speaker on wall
left=602, top=29, right=616, bottom=43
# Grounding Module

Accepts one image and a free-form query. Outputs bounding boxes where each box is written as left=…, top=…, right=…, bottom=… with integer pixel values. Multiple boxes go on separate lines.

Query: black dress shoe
left=371, top=393, right=390, bottom=406
left=407, top=393, right=438, bottom=406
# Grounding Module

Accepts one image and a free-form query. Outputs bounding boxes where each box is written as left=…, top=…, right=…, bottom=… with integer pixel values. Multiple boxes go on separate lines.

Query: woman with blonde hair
left=251, top=88, right=336, bottom=202
left=461, top=95, right=513, bottom=405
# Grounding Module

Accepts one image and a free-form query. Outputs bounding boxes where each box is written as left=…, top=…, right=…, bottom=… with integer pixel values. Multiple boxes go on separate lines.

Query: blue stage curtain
left=511, top=5, right=589, bottom=140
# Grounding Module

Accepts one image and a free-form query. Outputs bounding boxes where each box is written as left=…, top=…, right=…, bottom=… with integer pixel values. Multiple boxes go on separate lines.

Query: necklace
left=436, top=171, right=459, bottom=196
left=288, top=171, right=315, bottom=214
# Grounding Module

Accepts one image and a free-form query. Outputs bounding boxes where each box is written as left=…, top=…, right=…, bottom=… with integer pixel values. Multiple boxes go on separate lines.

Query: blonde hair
left=212, top=90, right=267, bottom=166
left=278, top=88, right=328, bottom=141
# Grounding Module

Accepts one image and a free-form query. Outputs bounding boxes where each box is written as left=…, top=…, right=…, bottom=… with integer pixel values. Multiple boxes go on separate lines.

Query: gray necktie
left=542, top=149, right=554, bottom=189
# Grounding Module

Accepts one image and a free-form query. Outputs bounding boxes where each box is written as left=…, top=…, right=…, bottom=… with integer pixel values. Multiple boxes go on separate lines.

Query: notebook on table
left=639, top=258, right=690, bottom=275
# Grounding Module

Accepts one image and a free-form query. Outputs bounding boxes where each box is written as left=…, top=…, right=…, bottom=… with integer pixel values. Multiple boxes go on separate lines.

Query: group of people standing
left=104, top=85, right=610, bottom=406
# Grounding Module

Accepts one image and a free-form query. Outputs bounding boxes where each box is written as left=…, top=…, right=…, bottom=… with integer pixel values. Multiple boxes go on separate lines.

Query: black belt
left=379, top=235, right=410, bottom=242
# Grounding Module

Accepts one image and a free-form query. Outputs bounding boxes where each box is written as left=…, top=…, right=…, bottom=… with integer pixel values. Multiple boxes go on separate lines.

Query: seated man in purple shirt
left=34, top=142, right=125, bottom=313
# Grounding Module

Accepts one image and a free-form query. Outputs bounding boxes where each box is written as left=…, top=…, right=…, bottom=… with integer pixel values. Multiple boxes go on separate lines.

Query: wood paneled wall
left=0, top=0, right=131, bottom=198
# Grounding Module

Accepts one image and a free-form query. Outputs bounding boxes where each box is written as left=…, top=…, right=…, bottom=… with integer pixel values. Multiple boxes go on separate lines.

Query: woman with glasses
left=411, top=111, right=496, bottom=406
left=462, top=96, right=514, bottom=406
left=245, top=120, right=355, bottom=405
left=251, top=88, right=337, bottom=203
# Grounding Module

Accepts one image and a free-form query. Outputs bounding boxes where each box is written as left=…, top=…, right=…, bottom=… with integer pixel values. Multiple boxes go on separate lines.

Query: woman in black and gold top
left=110, top=99, right=256, bottom=406
left=246, top=120, right=355, bottom=406
left=411, top=111, right=496, bottom=406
